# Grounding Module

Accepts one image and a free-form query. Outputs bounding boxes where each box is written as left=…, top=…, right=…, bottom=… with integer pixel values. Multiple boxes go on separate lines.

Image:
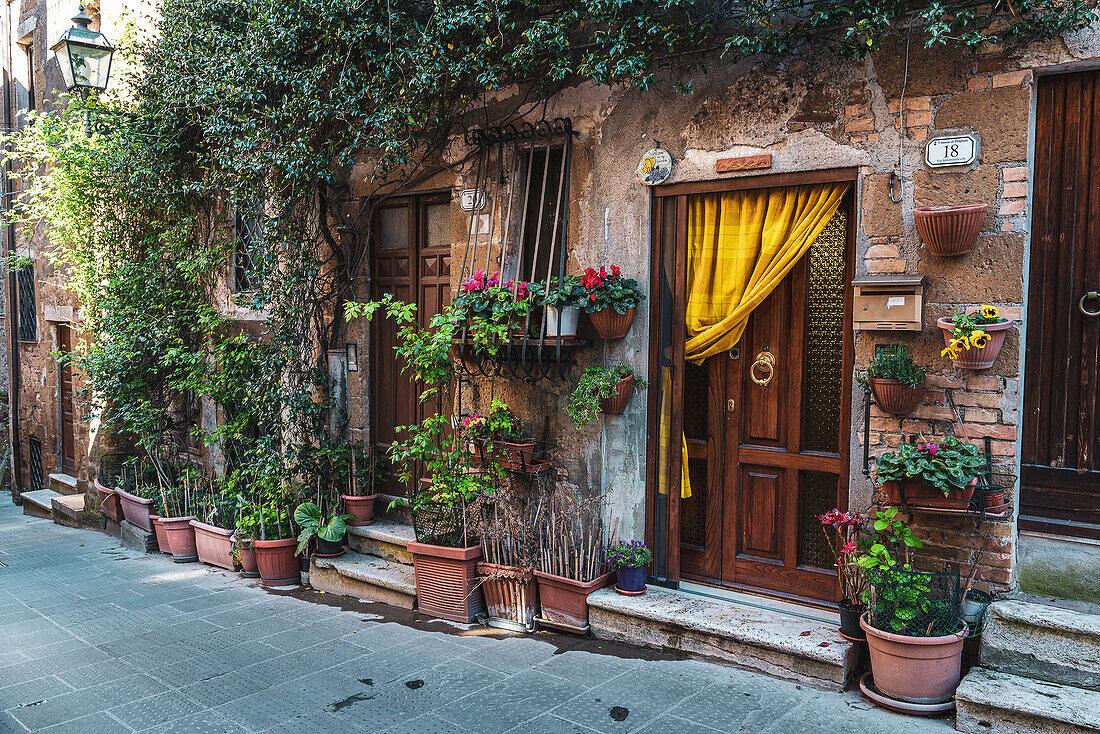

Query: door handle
left=727, top=398, right=736, bottom=413
left=1081, top=291, right=1100, bottom=318
left=750, top=350, right=777, bottom=387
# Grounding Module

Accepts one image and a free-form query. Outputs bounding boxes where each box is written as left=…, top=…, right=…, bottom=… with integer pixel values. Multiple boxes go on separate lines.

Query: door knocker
left=750, top=350, right=777, bottom=387
left=1080, top=291, right=1100, bottom=318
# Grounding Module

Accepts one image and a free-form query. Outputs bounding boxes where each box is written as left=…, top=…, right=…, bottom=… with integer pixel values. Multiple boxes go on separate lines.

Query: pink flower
left=611, top=265, right=621, bottom=277
left=927, top=443, right=939, bottom=456
left=840, top=540, right=856, bottom=555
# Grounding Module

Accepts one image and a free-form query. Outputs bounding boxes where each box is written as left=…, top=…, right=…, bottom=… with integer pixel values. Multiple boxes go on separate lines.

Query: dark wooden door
left=1022, top=70, right=1100, bottom=538
left=679, top=201, right=852, bottom=603
left=58, top=324, right=77, bottom=475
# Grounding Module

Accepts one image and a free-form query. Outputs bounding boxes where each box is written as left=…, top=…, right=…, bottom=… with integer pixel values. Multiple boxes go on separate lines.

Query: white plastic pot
left=545, top=306, right=579, bottom=338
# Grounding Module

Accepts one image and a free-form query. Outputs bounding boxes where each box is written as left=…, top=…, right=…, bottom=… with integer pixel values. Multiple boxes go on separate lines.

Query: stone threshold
left=956, top=668, right=1100, bottom=734
left=311, top=550, right=417, bottom=610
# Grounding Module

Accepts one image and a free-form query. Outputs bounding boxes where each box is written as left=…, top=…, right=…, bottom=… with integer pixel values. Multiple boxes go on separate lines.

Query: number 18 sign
left=925, top=134, right=978, bottom=168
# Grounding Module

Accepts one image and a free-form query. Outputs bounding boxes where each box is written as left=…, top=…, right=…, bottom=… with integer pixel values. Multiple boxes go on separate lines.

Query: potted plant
left=252, top=501, right=300, bottom=587
left=94, top=477, right=124, bottom=524
left=536, top=275, right=583, bottom=338
left=861, top=345, right=928, bottom=416
left=817, top=509, right=869, bottom=640
left=914, top=204, right=987, bottom=256
left=875, top=437, right=985, bottom=510
left=567, top=365, right=648, bottom=427
left=478, top=492, right=541, bottom=633
left=579, top=266, right=644, bottom=339
left=294, top=501, right=353, bottom=558
left=938, top=305, right=1012, bottom=370
left=190, top=486, right=238, bottom=571
left=344, top=450, right=382, bottom=526
left=534, top=495, right=613, bottom=633
left=855, top=508, right=968, bottom=705
left=451, top=270, right=534, bottom=348
left=606, top=540, right=652, bottom=595
left=232, top=502, right=260, bottom=578
left=116, top=481, right=156, bottom=532
left=151, top=514, right=171, bottom=554
left=464, top=399, right=543, bottom=472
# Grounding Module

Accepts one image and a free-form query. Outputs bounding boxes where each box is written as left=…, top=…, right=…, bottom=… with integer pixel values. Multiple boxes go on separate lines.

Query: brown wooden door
left=1022, top=70, right=1100, bottom=538
left=370, top=193, right=451, bottom=492
left=58, top=324, right=77, bottom=475
left=679, top=199, right=852, bottom=603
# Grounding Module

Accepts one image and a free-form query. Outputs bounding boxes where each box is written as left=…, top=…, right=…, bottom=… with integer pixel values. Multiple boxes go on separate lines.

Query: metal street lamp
left=51, top=5, right=114, bottom=95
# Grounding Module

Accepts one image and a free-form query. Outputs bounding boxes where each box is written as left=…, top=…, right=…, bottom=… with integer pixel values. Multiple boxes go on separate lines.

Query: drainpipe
left=2, top=3, right=21, bottom=501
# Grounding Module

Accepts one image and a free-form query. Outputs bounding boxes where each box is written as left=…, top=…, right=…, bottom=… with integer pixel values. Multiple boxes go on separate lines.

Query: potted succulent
left=294, top=501, right=353, bottom=558
left=914, top=204, right=987, bottom=257
left=567, top=365, right=648, bottom=427
left=817, top=509, right=869, bottom=640
left=875, top=437, right=985, bottom=510
left=606, top=540, right=652, bottom=595
left=579, top=265, right=644, bottom=339
left=534, top=496, right=613, bottom=633
left=536, top=274, right=583, bottom=338
left=856, top=508, right=968, bottom=706
left=938, top=305, right=1012, bottom=370
left=861, top=345, right=928, bottom=416
left=252, top=502, right=300, bottom=587
left=344, top=450, right=382, bottom=526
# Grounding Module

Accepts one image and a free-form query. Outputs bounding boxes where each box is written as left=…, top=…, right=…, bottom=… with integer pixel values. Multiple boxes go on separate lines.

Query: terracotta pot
left=407, top=541, right=485, bottom=623
left=115, top=487, right=155, bottom=532
left=914, top=205, right=987, bottom=256
left=982, top=488, right=1009, bottom=515
left=534, top=570, right=614, bottom=632
left=600, top=375, right=635, bottom=415
left=95, top=479, right=123, bottom=523
left=477, top=562, right=538, bottom=631
left=235, top=537, right=259, bottom=578
left=937, top=317, right=1013, bottom=370
left=342, top=494, right=377, bottom=526
left=868, top=378, right=924, bottom=416
left=880, top=478, right=977, bottom=510
left=190, top=519, right=236, bottom=571
left=839, top=600, right=867, bottom=640
left=861, top=613, right=967, bottom=704
left=150, top=516, right=172, bottom=554
left=160, top=516, right=198, bottom=563
left=589, top=306, right=636, bottom=340
left=253, top=538, right=300, bottom=587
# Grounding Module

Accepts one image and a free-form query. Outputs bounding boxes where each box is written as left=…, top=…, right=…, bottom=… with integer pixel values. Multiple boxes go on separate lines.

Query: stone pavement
left=0, top=502, right=953, bottom=733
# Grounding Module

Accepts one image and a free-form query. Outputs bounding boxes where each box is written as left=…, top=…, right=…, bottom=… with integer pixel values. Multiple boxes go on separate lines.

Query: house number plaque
left=925, top=134, right=978, bottom=168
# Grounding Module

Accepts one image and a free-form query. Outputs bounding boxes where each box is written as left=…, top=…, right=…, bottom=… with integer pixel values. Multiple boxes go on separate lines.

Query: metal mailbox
left=852, top=275, right=925, bottom=331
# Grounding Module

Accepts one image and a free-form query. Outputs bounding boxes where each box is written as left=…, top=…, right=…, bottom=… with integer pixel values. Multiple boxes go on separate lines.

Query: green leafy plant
left=579, top=266, right=644, bottom=314
left=567, top=365, right=648, bottom=428
left=605, top=540, right=653, bottom=569
left=535, top=274, right=584, bottom=309
left=450, top=271, right=533, bottom=347
left=860, top=344, right=928, bottom=388
left=874, top=436, right=985, bottom=497
left=293, top=502, right=354, bottom=556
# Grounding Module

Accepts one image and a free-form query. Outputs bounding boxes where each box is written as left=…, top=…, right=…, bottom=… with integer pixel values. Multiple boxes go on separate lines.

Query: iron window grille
left=233, top=209, right=263, bottom=293
left=26, top=436, right=43, bottom=492
left=17, top=264, right=36, bottom=342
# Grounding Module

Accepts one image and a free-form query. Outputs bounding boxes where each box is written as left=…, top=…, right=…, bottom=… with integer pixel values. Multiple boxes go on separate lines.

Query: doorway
left=647, top=171, right=856, bottom=604
left=1021, top=70, right=1100, bottom=538
left=58, top=324, right=77, bottom=476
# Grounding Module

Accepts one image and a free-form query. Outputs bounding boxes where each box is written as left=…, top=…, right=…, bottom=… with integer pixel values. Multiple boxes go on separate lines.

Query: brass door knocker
left=1080, top=291, right=1100, bottom=318
left=750, top=350, right=777, bottom=387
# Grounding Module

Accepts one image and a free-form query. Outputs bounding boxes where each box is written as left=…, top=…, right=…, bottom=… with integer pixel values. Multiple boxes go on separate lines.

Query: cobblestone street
left=0, top=503, right=952, bottom=733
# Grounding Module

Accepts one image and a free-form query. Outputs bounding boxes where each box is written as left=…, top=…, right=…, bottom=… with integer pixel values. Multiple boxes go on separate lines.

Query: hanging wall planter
left=600, top=374, right=635, bottom=415
left=914, top=205, right=987, bottom=256
left=937, top=317, right=1012, bottom=370
left=869, top=378, right=924, bottom=416
left=589, top=307, right=636, bottom=340
left=545, top=306, right=580, bottom=338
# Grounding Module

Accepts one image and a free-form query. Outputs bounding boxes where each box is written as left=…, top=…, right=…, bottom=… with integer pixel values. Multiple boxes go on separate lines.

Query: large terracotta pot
left=160, top=516, right=198, bottom=563
left=191, top=519, right=236, bottom=571
left=861, top=613, right=968, bottom=704
left=533, top=569, right=614, bottom=632
left=477, top=562, right=538, bottom=632
left=342, top=494, right=377, bottom=526
left=938, top=317, right=1013, bottom=370
left=115, top=487, right=155, bottom=532
left=253, top=538, right=299, bottom=587
left=150, top=515, right=172, bottom=554
left=95, top=479, right=123, bottom=523
left=868, top=378, right=924, bottom=416
left=407, top=541, right=485, bottom=623
left=880, top=478, right=978, bottom=510
left=914, top=205, right=987, bottom=256
left=235, top=537, right=259, bottom=578
left=588, top=306, right=636, bottom=340
left=600, top=374, right=635, bottom=415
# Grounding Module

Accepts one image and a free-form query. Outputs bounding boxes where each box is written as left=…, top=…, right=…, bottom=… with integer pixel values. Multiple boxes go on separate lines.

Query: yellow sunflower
left=980, top=305, right=999, bottom=320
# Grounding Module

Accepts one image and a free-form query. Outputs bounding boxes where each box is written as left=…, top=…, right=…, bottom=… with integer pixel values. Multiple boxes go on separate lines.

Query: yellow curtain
left=660, top=182, right=848, bottom=499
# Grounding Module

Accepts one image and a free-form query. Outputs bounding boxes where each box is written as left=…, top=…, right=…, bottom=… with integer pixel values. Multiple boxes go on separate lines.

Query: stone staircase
left=956, top=598, right=1100, bottom=733
left=21, top=473, right=83, bottom=521
left=310, top=519, right=417, bottom=610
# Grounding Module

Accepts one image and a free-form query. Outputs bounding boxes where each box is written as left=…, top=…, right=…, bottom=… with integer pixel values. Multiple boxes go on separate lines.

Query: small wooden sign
left=716, top=153, right=772, bottom=173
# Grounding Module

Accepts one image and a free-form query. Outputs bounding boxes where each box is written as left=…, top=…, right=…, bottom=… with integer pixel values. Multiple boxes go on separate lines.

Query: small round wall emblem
left=637, top=148, right=672, bottom=185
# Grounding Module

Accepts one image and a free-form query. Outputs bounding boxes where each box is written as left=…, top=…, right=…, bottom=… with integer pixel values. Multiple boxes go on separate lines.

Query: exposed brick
left=1001, top=182, right=1028, bottom=199
left=886, top=100, right=901, bottom=114
left=991, top=440, right=1016, bottom=456
left=922, top=390, right=947, bottom=404
left=942, top=531, right=1012, bottom=553
left=951, top=392, right=1001, bottom=408
left=925, top=375, right=964, bottom=389
left=998, top=199, right=1026, bottom=216
left=884, top=434, right=903, bottom=448
left=966, top=376, right=1000, bottom=391
left=976, top=58, right=1006, bottom=73
left=901, top=420, right=932, bottom=434
left=844, top=103, right=868, bottom=118
left=866, top=258, right=907, bottom=274
left=845, top=117, right=876, bottom=133
left=1000, top=306, right=1023, bottom=321
left=981, top=552, right=1014, bottom=569
left=906, top=110, right=932, bottom=127
left=1002, top=166, right=1028, bottom=182
left=909, top=128, right=928, bottom=143
left=864, top=244, right=900, bottom=259
left=975, top=566, right=1012, bottom=585
left=966, top=408, right=999, bottom=423
left=992, top=70, right=1032, bottom=88
left=869, top=417, right=901, bottom=432
left=960, top=423, right=1018, bottom=440
left=870, top=405, right=889, bottom=418
left=903, top=96, right=932, bottom=111
left=967, top=76, right=991, bottom=91
left=911, top=405, right=956, bottom=421
left=1001, top=221, right=1016, bottom=232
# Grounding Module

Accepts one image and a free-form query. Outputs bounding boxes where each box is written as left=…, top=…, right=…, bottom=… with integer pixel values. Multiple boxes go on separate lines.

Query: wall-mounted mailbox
left=852, top=275, right=925, bottom=331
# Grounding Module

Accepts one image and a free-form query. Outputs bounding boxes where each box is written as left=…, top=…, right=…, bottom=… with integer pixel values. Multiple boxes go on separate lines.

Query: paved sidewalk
left=0, top=502, right=953, bottom=733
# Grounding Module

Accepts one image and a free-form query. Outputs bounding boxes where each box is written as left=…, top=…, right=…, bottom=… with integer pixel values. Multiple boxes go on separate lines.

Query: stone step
left=50, top=493, right=87, bottom=528
left=979, top=599, right=1100, bottom=688
left=48, top=473, right=79, bottom=496
left=347, top=519, right=415, bottom=565
left=956, top=667, right=1100, bottom=734
left=21, top=489, right=63, bottom=518
left=587, top=585, right=859, bottom=690
left=310, top=550, right=416, bottom=610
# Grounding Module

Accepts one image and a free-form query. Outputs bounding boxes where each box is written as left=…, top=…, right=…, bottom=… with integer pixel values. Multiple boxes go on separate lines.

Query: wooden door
left=58, top=324, right=77, bottom=475
left=679, top=200, right=852, bottom=603
left=1021, top=70, right=1100, bottom=538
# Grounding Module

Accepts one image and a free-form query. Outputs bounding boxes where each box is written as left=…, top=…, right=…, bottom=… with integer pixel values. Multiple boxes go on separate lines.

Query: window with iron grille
left=26, top=436, right=43, bottom=492
left=233, top=209, right=262, bottom=293
left=17, top=264, right=36, bottom=342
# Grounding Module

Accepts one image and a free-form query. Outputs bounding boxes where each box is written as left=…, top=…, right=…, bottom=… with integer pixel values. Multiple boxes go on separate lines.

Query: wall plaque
left=716, top=153, right=772, bottom=173
left=925, top=134, right=979, bottom=168
left=638, top=148, right=673, bottom=186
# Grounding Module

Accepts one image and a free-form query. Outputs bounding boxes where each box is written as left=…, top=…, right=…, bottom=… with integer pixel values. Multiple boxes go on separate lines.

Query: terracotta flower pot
left=880, top=478, right=977, bottom=510
left=150, top=516, right=172, bottom=554
left=115, top=487, right=155, bottom=532
left=589, top=306, right=636, bottom=340
left=477, top=562, right=538, bottom=632
left=982, top=488, right=1009, bottom=515
left=160, top=516, right=198, bottom=563
left=868, top=378, right=924, bottom=416
left=914, top=205, right=987, bottom=256
left=190, top=519, right=236, bottom=571
left=534, top=570, right=615, bottom=632
left=407, top=541, right=486, bottom=623
left=342, top=494, right=377, bottom=527
left=600, top=374, right=635, bottom=415
left=861, top=613, right=968, bottom=704
left=235, top=537, right=259, bottom=578
left=253, top=538, right=300, bottom=587
left=938, top=317, right=1013, bottom=370
left=94, top=479, right=123, bottom=523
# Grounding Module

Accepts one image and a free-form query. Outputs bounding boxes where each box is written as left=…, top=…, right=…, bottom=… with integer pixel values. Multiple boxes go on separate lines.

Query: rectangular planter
left=477, top=562, right=538, bottom=632
left=94, top=479, right=123, bottom=522
left=882, top=479, right=977, bottom=510
left=150, top=515, right=172, bottom=554
left=533, top=569, right=615, bottom=633
left=115, top=487, right=155, bottom=531
left=191, top=519, right=236, bottom=571
left=407, top=541, right=485, bottom=623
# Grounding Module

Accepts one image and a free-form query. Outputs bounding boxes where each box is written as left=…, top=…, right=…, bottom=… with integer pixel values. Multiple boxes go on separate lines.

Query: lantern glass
left=51, top=15, right=114, bottom=92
